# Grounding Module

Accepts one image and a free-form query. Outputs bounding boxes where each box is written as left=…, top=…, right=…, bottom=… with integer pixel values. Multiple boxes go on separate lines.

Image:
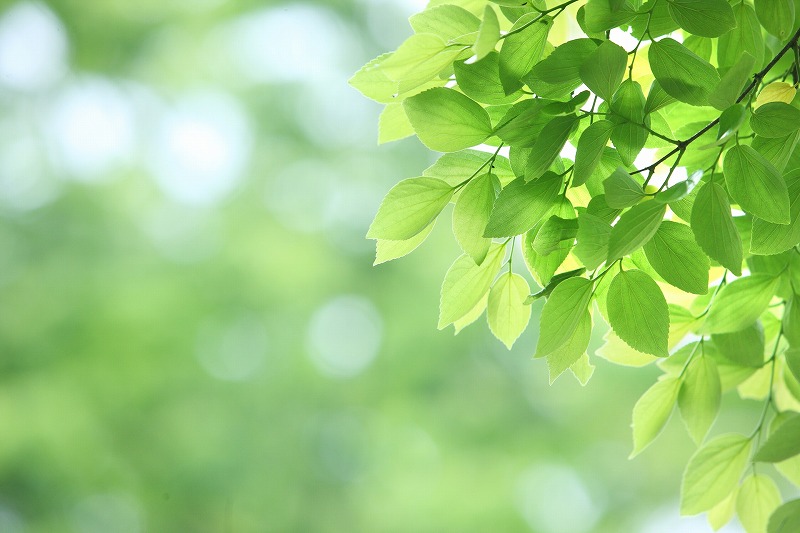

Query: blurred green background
left=0, top=0, right=759, bottom=531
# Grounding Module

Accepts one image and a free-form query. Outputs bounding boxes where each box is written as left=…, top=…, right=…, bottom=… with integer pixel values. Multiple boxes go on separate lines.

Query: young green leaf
left=574, top=211, right=612, bottom=270
left=751, top=102, right=800, bottom=139
left=499, top=14, right=552, bottom=94
left=666, top=0, right=736, bottom=38
left=579, top=40, right=628, bottom=102
left=408, top=4, right=480, bottom=42
left=649, top=38, right=720, bottom=106
left=570, top=353, right=595, bottom=386
left=608, top=269, right=670, bottom=357
left=488, top=271, right=532, bottom=349
left=754, top=413, right=800, bottom=463
left=546, top=310, right=592, bottom=383
left=524, top=114, right=578, bottom=180
left=654, top=170, right=702, bottom=204
left=724, top=145, right=790, bottom=225
left=680, top=434, right=753, bottom=515
left=378, top=103, right=414, bottom=144
left=711, top=322, right=766, bottom=368
left=474, top=5, right=501, bottom=60
left=454, top=53, right=520, bottom=105
left=611, top=122, right=648, bottom=167
left=374, top=221, right=435, bottom=265
left=701, top=275, right=780, bottom=334
left=679, top=355, right=721, bottom=444
left=768, top=500, right=800, bottom=533
left=533, top=216, right=578, bottom=256
left=534, top=277, right=594, bottom=358
left=712, top=105, right=749, bottom=146
left=709, top=54, right=757, bottom=111
left=604, top=167, right=645, bottom=209
left=574, top=120, right=615, bottom=187
left=521, top=198, right=575, bottom=286
left=736, top=474, right=782, bottom=533
left=708, top=489, right=739, bottom=532
left=644, top=221, right=709, bottom=294
left=403, top=88, right=494, bottom=152
left=630, top=376, right=680, bottom=457
left=439, top=244, right=506, bottom=329
left=607, top=201, right=667, bottom=261
left=485, top=173, right=562, bottom=237
left=691, top=182, right=743, bottom=275
left=752, top=169, right=800, bottom=255
left=453, top=173, right=497, bottom=264
left=531, top=38, right=598, bottom=85
left=644, top=80, right=677, bottom=115
left=381, top=34, right=464, bottom=93
left=367, top=177, right=454, bottom=240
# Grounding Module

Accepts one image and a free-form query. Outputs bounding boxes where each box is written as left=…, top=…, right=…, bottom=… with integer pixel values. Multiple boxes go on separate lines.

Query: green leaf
left=531, top=38, right=598, bottom=85
left=701, top=275, right=780, bottom=334
left=524, top=114, right=578, bottom=180
left=679, top=355, right=721, bottom=444
left=709, top=54, right=757, bottom=111
left=754, top=413, right=800, bottom=463
left=611, top=122, right=648, bottom=167
left=607, top=201, right=667, bottom=261
left=724, top=145, right=791, bottom=225
left=736, top=474, right=782, bottom=533
left=487, top=271, right=532, bottom=349
left=709, top=489, right=739, bottom=532
left=752, top=170, right=800, bottom=255
left=424, top=149, right=515, bottom=188
left=574, top=120, right=615, bottom=187
left=666, top=0, right=736, bottom=37
left=608, top=269, right=670, bottom=357
left=751, top=103, right=800, bottom=139
left=381, top=34, right=465, bottom=94
left=570, top=353, right=595, bottom=386
left=453, top=173, right=497, bottom=264
left=367, top=177, right=454, bottom=240
left=374, top=221, right=435, bottom=265
left=644, top=79, right=677, bottom=115
left=630, top=376, right=680, bottom=457
left=521, top=198, right=575, bottom=286
left=754, top=0, right=795, bottom=40
left=404, top=88, right=494, bottom=153
left=452, top=293, right=488, bottom=334
left=603, top=167, right=645, bottom=209
left=579, top=40, right=628, bottom=102
left=409, top=5, right=480, bottom=42
left=474, top=5, right=501, bottom=60
left=712, top=322, right=766, bottom=368
left=784, top=297, right=800, bottom=348
left=526, top=267, right=586, bottom=303
left=691, top=182, right=743, bottom=276
left=499, top=14, right=552, bottom=94
left=574, top=211, right=612, bottom=270
left=649, top=38, right=721, bottom=106
left=439, top=244, right=506, bottom=328
left=718, top=2, right=764, bottom=72
left=534, top=277, right=594, bottom=358
left=643, top=221, right=709, bottom=294
left=546, top=310, right=592, bottom=383
left=752, top=130, right=800, bottom=173
left=378, top=103, right=414, bottom=144
left=680, top=434, right=753, bottom=515
left=654, top=170, right=702, bottom=204
left=583, top=0, right=636, bottom=32
left=454, top=53, right=520, bottom=105
left=610, top=79, right=646, bottom=123
left=708, top=105, right=750, bottom=147
left=485, top=173, right=562, bottom=237
left=768, top=500, right=800, bottom=533
left=533, top=216, right=578, bottom=255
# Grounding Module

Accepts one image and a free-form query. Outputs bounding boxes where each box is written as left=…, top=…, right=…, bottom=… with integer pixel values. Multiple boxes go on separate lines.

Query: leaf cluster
left=352, top=0, right=800, bottom=529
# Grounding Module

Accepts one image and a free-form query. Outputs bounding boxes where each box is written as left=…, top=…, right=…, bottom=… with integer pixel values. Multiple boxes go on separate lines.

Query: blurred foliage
left=0, top=0, right=765, bottom=531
